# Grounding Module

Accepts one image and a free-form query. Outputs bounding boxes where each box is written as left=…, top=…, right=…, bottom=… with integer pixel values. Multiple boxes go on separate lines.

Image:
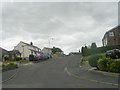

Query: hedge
left=82, top=45, right=120, bottom=56
left=88, top=54, right=103, bottom=68
left=97, top=57, right=120, bottom=73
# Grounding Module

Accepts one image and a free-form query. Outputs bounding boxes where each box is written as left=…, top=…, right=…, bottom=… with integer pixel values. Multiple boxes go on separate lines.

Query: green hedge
left=97, top=57, right=113, bottom=71
left=88, top=54, right=103, bottom=68
left=82, top=45, right=120, bottom=56
left=16, top=57, right=22, bottom=61
left=97, top=57, right=120, bottom=73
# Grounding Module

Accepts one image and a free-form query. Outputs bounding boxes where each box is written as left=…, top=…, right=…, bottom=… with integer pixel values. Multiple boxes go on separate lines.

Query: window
left=109, top=32, right=114, bottom=37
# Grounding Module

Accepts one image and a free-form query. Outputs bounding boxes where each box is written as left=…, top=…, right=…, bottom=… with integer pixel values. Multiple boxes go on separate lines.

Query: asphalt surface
left=0, top=66, right=2, bottom=89
left=2, top=55, right=119, bottom=88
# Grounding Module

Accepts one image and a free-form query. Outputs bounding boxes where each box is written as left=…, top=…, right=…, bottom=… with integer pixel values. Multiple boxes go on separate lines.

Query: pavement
left=66, top=62, right=119, bottom=87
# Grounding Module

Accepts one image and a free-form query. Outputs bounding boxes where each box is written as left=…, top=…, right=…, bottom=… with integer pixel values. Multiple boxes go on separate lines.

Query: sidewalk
left=66, top=62, right=119, bottom=87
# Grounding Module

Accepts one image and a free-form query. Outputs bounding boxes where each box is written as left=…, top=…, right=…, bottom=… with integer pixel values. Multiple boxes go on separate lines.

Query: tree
left=85, top=45, right=87, bottom=49
left=91, top=42, right=97, bottom=48
left=51, top=47, right=63, bottom=54
left=81, top=47, right=84, bottom=56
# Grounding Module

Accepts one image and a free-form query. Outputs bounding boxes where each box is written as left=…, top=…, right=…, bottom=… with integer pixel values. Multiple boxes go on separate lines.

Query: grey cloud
left=1, top=2, right=118, bottom=54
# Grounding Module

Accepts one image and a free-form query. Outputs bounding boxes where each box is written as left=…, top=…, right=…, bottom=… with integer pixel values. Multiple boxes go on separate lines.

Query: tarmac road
left=2, top=55, right=119, bottom=88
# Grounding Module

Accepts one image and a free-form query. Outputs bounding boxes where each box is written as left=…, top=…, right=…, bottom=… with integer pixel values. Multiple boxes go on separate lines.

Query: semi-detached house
left=14, top=41, right=41, bottom=60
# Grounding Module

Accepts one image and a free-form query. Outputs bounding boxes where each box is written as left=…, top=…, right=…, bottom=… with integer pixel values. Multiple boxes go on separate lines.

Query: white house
left=14, top=41, right=41, bottom=60
left=41, top=47, right=52, bottom=58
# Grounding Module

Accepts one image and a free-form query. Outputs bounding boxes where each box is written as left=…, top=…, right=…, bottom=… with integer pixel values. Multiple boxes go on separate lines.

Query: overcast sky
left=1, top=1, right=118, bottom=54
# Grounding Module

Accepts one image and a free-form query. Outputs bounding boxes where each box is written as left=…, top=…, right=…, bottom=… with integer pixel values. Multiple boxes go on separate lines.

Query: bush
left=109, top=60, right=120, bottom=73
left=4, top=56, right=9, bottom=61
left=16, top=57, right=22, bottom=61
left=97, top=57, right=113, bottom=71
left=97, top=56, right=120, bottom=73
left=8, top=62, right=18, bottom=68
left=2, top=62, right=18, bottom=71
left=88, top=54, right=103, bottom=68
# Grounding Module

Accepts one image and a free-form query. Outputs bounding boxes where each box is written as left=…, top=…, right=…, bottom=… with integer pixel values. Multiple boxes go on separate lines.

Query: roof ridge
left=20, top=41, right=40, bottom=49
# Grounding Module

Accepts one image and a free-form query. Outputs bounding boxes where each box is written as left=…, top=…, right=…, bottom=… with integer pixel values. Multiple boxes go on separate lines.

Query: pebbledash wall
left=102, top=26, right=120, bottom=46
left=14, top=41, right=41, bottom=60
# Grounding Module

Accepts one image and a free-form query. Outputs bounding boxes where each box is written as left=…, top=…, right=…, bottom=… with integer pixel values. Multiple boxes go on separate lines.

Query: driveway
left=2, top=55, right=119, bottom=88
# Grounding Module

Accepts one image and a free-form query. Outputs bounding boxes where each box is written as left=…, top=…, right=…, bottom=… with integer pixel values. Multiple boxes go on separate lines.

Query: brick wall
left=102, top=26, right=120, bottom=46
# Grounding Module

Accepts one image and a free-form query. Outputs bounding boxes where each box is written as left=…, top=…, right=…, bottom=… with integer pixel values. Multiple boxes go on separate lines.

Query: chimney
left=30, top=42, right=33, bottom=46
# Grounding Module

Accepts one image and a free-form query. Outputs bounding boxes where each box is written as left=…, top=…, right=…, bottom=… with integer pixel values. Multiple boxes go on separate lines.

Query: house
left=14, top=41, right=41, bottom=60
left=41, top=47, right=52, bottom=58
left=9, top=50, right=21, bottom=60
left=0, top=47, right=9, bottom=61
left=102, top=26, right=120, bottom=46
left=69, top=52, right=81, bottom=56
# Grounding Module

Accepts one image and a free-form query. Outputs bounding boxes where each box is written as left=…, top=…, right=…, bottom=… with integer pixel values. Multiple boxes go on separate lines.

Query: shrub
left=97, top=57, right=113, bottom=71
left=7, top=62, right=18, bottom=69
left=109, top=60, right=120, bottom=73
left=16, top=57, right=22, bottom=61
left=2, top=62, right=18, bottom=71
left=4, top=56, right=9, bottom=61
left=97, top=55, right=120, bottom=73
left=88, top=54, right=103, bottom=68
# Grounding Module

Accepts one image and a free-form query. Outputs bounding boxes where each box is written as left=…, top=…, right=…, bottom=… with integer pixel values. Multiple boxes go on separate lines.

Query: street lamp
left=48, top=38, right=54, bottom=48
left=22, top=45, right=24, bottom=60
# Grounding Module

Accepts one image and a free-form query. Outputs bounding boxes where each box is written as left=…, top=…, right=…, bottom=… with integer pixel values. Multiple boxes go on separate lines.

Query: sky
left=0, top=1, right=119, bottom=54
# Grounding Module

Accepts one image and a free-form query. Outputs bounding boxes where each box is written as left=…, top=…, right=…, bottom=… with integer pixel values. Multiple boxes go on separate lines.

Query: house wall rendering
left=41, top=47, right=52, bottom=58
left=14, top=41, right=41, bottom=60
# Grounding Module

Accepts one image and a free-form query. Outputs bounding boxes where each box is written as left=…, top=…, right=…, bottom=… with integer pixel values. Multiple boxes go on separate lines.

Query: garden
left=88, top=53, right=120, bottom=73
left=81, top=45, right=120, bottom=73
left=2, top=57, right=32, bottom=72
left=2, top=61, right=18, bottom=72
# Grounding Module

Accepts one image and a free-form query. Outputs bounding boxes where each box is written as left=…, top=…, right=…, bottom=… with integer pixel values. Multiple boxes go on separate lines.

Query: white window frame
left=109, top=32, right=114, bottom=37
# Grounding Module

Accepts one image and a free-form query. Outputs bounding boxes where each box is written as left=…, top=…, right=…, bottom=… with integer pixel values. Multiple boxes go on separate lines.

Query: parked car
left=34, top=53, right=49, bottom=61
left=106, top=49, right=120, bottom=59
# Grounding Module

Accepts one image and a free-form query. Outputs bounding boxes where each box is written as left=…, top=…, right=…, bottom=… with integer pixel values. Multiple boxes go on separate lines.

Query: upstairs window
left=109, top=32, right=114, bottom=37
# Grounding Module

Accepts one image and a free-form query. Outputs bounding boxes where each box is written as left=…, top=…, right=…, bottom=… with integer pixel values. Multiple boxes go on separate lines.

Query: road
left=2, top=55, right=119, bottom=88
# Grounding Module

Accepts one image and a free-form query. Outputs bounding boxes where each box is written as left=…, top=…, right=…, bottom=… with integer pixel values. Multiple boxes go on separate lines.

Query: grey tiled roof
left=20, top=41, right=41, bottom=50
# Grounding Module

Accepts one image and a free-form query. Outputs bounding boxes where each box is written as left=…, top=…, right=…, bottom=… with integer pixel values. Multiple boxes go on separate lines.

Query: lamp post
left=22, top=45, right=25, bottom=60
left=48, top=38, right=54, bottom=48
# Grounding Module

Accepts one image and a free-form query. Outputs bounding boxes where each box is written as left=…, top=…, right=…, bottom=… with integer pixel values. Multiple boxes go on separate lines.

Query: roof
left=0, top=47, right=9, bottom=55
left=20, top=41, right=41, bottom=50
left=9, top=50, right=21, bottom=55
left=102, top=25, right=120, bottom=40
left=108, top=25, right=120, bottom=32
left=43, top=47, right=52, bottom=50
